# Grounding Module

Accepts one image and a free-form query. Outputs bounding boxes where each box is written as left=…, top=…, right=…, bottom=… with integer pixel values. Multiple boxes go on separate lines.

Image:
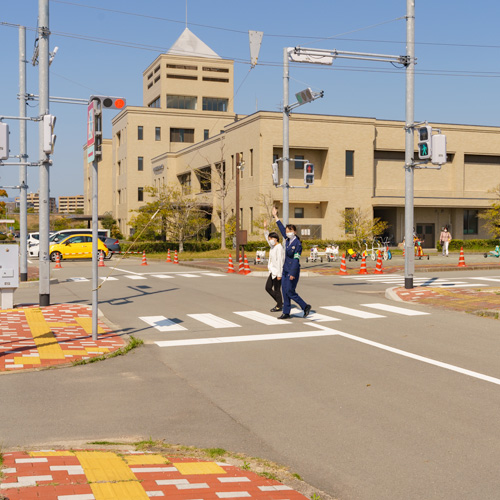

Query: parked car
left=99, top=237, right=120, bottom=258
left=49, top=234, right=108, bottom=261
left=30, top=229, right=109, bottom=257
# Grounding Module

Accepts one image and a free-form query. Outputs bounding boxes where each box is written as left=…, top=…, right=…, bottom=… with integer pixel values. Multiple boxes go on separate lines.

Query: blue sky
left=1, top=0, right=500, bottom=199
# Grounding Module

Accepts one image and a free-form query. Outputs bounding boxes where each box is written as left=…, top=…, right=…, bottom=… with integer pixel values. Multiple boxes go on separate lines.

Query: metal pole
left=38, top=0, right=50, bottom=306
left=235, top=153, right=240, bottom=266
left=19, top=26, right=28, bottom=282
left=92, top=157, right=98, bottom=339
left=404, top=0, right=415, bottom=289
left=283, top=47, right=290, bottom=224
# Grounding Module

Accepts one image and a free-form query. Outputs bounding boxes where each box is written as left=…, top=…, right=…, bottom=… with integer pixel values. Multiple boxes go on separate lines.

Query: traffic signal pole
left=282, top=48, right=290, bottom=224
left=404, top=0, right=416, bottom=289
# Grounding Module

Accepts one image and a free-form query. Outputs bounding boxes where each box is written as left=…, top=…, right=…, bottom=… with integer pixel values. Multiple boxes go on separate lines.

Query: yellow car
left=49, top=234, right=108, bottom=261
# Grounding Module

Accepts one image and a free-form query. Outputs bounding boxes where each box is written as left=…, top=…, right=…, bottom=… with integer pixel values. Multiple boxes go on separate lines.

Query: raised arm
left=272, top=206, right=287, bottom=239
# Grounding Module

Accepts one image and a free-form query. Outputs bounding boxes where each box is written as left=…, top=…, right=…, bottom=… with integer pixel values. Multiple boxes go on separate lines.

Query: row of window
left=166, top=74, right=229, bottom=83
left=137, top=125, right=195, bottom=143
left=147, top=96, right=229, bottom=112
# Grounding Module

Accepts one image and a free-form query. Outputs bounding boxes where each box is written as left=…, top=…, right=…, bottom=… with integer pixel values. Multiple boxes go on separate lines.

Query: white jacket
left=265, top=230, right=285, bottom=279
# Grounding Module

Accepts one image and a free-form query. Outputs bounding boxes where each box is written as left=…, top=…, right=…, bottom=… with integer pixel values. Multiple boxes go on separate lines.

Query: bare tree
left=339, top=208, right=389, bottom=250
left=479, top=184, right=500, bottom=238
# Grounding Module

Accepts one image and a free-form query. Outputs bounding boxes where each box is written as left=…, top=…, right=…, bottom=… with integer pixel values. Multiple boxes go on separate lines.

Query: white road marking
left=321, top=305, right=385, bottom=319
left=140, top=316, right=187, bottom=332
left=99, top=276, right=118, bottom=281
left=203, top=273, right=226, bottom=277
left=471, top=277, right=500, bottom=282
left=234, top=310, right=291, bottom=325
left=67, top=277, right=89, bottom=282
left=362, top=303, right=430, bottom=316
left=187, top=313, right=241, bottom=329
left=290, top=307, right=340, bottom=322
left=124, top=275, right=147, bottom=280
left=152, top=274, right=174, bottom=279
left=178, top=273, right=201, bottom=278
left=111, top=267, right=142, bottom=275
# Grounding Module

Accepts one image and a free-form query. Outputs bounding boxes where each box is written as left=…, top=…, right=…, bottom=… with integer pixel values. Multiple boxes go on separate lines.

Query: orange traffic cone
left=243, top=255, right=251, bottom=275
left=141, top=250, right=148, bottom=266
left=358, top=254, right=369, bottom=275
left=227, top=254, right=235, bottom=273
left=374, top=251, right=384, bottom=274
left=238, top=255, right=244, bottom=274
left=54, top=252, right=62, bottom=269
left=166, top=249, right=171, bottom=263
left=173, top=250, right=179, bottom=264
left=98, top=251, right=105, bottom=267
left=338, top=253, right=348, bottom=275
left=458, top=247, right=466, bottom=267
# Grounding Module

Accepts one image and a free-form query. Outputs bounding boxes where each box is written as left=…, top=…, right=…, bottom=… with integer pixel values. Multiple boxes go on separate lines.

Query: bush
left=436, top=239, right=500, bottom=251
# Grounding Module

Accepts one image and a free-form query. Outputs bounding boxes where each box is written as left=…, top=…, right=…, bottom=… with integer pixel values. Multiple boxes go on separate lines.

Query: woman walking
left=272, top=206, right=311, bottom=319
left=440, top=226, right=452, bottom=256
left=263, top=220, right=285, bottom=312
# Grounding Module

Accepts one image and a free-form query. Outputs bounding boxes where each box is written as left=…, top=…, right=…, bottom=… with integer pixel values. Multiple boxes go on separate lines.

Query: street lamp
left=235, top=153, right=245, bottom=266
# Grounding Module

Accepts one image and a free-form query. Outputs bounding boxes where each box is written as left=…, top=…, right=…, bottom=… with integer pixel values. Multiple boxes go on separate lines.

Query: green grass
left=87, top=441, right=126, bottom=446
left=72, top=335, right=143, bottom=366
left=203, top=447, right=226, bottom=458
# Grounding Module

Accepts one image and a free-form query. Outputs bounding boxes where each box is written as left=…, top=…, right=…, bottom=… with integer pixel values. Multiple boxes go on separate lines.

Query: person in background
left=271, top=206, right=311, bottom=320
left=263, top=220, right=285, bottom=312
left=440, top=226, right=452, bottom=256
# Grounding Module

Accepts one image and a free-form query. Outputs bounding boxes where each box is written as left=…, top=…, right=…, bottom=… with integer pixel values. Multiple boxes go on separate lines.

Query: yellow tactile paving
left=90, top=480, right=149, bottom=500
left=46, top=322, right=77, bottom=327
left=13, top=356, right=41, bottom=365
left=62, top=350, right=89, bottom=356
left=30, top=451, right=75, bottom=457
left=75, top=317, right=106, bottom=334
left=174, top=461, right=226, bottom=475
left=24, top=308, right=66, bottom=360
left=124, top=454, right=169, bottom=465
left=75, top=451, right=137, bottom=483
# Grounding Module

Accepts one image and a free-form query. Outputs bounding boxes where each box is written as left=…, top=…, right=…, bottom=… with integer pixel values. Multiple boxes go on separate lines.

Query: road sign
left=87, top=102, right=95, bottom=164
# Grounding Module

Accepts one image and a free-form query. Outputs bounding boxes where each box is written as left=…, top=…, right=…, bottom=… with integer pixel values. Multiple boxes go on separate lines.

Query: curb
left=385, top=286, right=404, bottom=302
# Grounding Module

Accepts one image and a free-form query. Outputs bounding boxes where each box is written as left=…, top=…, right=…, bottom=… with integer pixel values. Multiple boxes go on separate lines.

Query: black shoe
left=303, top=304, right=312, bottom=318
left=270, top=306, right=282, bottom=312
left=278, top=314, right=291, bottom=319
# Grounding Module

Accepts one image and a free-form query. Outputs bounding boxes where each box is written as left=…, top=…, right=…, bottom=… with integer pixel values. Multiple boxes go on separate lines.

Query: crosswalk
left=342, top=274, right=500, bottom=287
left=65, top=272, right=226, bottom=283
left=140, top=302, right=429, bottom=336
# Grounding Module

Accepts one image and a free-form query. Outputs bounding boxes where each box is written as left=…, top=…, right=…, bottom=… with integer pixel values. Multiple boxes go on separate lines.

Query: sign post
left=87, top=101, right=95, bottom=164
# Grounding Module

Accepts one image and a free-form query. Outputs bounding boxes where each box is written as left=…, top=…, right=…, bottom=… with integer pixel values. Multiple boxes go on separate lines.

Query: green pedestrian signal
left=417, top=125, right=432, bottom=159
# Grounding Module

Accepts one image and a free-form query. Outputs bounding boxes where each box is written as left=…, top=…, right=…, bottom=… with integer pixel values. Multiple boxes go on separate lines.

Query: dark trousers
left=282, top=272, right=307, bottom=314
left=265, top=274, right=283, bottom=308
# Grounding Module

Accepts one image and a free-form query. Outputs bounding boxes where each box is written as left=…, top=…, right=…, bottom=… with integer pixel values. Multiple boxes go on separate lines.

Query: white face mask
left=269, top=240, right=277, bottom=247
left=286, top=232, right=295, bottom=239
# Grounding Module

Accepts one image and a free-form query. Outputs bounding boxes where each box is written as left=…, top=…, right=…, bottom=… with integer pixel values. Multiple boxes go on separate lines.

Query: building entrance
left=416, top=223, right=435, bottom=248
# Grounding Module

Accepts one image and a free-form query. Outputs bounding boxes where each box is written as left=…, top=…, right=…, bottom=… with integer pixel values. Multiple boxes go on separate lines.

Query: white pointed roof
left=168, top=28, right=220, bottom=59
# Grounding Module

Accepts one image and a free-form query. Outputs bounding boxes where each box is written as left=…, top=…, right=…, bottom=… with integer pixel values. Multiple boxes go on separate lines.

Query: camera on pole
left=417, top=125, right=432, bottom=160
left=0, top=122, right=9, bottom=160
left=42, top=114, right=56, bottom=154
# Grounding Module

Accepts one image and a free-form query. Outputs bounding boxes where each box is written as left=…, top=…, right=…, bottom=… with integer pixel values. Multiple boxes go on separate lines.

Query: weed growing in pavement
left=292, top=473, right=303, bottom=481
left=87, top=441, right=126, bottom=446
left=241, top=461, right=251, bottom=470
left=134, top=437, right=157, bottom=450
left=259, top=471, right=278, bottom=480
left=311, top=494, right=322, bottom=500
left=0, top=449, right=4, bottom=479
left=72, top=336, right=144, bottom=366
left=203, top=448, right=226, bottom=458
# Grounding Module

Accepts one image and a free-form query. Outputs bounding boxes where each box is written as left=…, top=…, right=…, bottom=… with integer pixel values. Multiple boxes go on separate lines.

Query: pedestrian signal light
left=295, top=88, right=314, bottom=105
left=304, top=162, right=314, bottom=185
left=90, top=95, right=126, bottom=110
left=417, top=125, right=432, bottom=160
left=42, top=114, right=56, bottom=154
left=0, top=122, right=9, bottom=160
left=272, top=162, right=279, bottom=186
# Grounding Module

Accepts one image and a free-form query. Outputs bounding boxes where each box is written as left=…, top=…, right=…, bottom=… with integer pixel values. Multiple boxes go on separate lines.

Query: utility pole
left=19, top=26, right=28, bottom=282
left=38, top=0, right=51, bottom=306
left=235, top=153, right=241, bottom=265
left=404, top=0, right=415, bottom=289
left=282, top=48, right=290, bottom=224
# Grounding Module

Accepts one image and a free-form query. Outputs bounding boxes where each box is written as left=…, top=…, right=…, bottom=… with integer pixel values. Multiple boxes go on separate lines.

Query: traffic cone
left=238, top=255, right=244, bottom=274
left=374, top=251, right=384, bottom=274
left=227, top=254, right=235, bottom=273
left=358, top=254, right=369, bottom=275
left=141, top=250, right=148, bottom=266
left=54, top=252, right=62, bottom=269
left=338, top=253, right=348, bottom=275
left=458, top=247, right=467, bottom=267
left=173, top=250, right=179, bottom=264
left=166, top=249, right=171, bottom=263
left=243, top=255, right=251, bottom=275
left=98, top=251, right=105, bottom=267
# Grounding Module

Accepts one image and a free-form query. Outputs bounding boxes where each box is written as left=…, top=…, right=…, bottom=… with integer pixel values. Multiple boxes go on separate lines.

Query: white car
left=29, top=229, right=109, bottom=257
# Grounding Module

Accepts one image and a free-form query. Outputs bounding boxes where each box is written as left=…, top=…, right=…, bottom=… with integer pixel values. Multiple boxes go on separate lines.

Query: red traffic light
left=114, top=98, right=125, bottom=109
left=305, top=163, right=314, bottom=173
left=90, top=95, right=126, bottom=110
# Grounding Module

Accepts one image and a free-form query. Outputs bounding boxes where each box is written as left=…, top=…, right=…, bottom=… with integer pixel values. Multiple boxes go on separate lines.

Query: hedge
left=436, top=239, right=500, bottom=251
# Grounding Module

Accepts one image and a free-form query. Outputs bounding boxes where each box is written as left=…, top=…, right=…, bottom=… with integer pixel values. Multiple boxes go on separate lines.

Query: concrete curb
left=385, top=286, right=404, bottom=302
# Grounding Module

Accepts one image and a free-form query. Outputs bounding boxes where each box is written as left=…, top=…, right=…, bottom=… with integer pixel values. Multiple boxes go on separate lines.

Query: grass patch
left=259, top=471, right=278, bottom=480
left=134, top=437, right=158, bottom=450
left=72, top=335, right=143, bottom=366
left=203, top=447, right=226, bottom=458
left=87, top=441, right=126, bottom=446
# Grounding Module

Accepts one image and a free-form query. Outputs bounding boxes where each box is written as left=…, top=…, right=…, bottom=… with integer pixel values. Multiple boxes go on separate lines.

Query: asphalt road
left=4, top=259, right=500, bottom=500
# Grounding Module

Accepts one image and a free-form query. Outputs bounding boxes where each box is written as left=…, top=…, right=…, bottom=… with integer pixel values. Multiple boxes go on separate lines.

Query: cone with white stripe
left=374, top=250, right=384, bottom=274
left=458, top=247, right=466, bottom=267
left=174, top=249, right=179, bottom=264
left=98, top=251, right=105, bottom=267
left=54, top=252, right=62, bottom=269
left=358, top=254, right=369, bottom=275
left=238, top=255, right=245, bottom=274
left=243, top=255, right=251, bottom=275
left=166, top=249, right=171, bottom=263
left=141, top=250, right=148, bottom=266
left=227, top=254, right=235, bottom=273
left=338, top=253, right=348, bottom=275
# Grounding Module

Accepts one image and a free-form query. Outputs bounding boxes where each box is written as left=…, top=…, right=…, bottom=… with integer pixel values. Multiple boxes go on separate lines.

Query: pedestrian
left=271, top=206, right=311, bottom=319
left=263, top=220, right=285, bottom=312
left=439, top=226, right=452, bottom=256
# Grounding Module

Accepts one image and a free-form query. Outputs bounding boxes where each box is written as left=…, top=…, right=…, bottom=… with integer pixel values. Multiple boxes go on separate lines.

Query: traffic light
left=90, top=95, right=126, bottom=110
left=304, top=162, right=314, bottom=185
left=272, top=162, right=279, bottom=186
left=418, top=126, right=432, bottom=160
left=0, top=123, right=9, bottom=160
left=295, top=88, right=314, bottom=105
left=43, top=114, right=56, bottom=154
left=431, top=134, right=447, bottom=165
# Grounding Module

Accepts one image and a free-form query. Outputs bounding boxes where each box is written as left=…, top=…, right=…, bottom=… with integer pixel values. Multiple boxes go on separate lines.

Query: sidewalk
left=0, top=449, right=309, bottom=500
left=0, top=304, right=126, bottom=372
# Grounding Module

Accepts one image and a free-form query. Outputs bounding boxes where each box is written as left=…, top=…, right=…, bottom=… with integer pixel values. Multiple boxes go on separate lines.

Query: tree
left=339, top=208, right=389, bottom=250
left=252, top=191, right=279, bottom=235
left=53, top=216, right=72, bottom=231
left=479, top=184, right=500, bottom=238
left=101, top=211, right=123, bottom=238
left=0, top=189, right=7, bottom=218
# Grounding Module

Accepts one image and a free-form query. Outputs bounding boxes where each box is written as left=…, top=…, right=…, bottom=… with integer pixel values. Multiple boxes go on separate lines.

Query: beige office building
left=58, top=195, right=84, bottom=213
left=16, top=192, right=57, bottom=213
left=86, top=28, right=500, bottom=247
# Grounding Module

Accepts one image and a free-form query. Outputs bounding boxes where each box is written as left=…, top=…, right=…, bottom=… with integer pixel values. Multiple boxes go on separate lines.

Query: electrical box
left=431, top=134, right=447, bottom=165
left=0, top=122, right=9, bottom=161
left=0, top=245, right=19, bottom=310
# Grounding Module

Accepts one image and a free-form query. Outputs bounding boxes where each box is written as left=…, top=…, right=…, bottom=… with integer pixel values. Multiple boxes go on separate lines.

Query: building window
left=203, top=66, right=229, bottom=73
left=250, top=149, right=254, bottom=176
left=138, top=187, right=144, bottom=202
left=463, top=209, right=479, bottom=235
left=147, top=72, right=153, bottom=80
left=166, top=95, right=197, bottom=110
left=167, top=63, right=197, bottom=70
left=204, top=129, right=209, bottom=140
left=345, top=208, right=354, bottom=234
left=154, top=65, right=160, bottom=73
left=295, top=155, right=304, bottom=170
left=346, top=150, right=354, bottom=176
left=155, top=127, right=161, bottom=141
left=170, top=128, right=194, bottom=143
left=196, top=167, right=211, bottom=193
left=148, top=96, right=161, bottom=108
left=250, top=207, right=254, bottom=233
left=167, top=74, right=197, bottom=81
left=294, top=207, right=304, bottom=219
left=138, top=126, right=143, bottom=140
left=117, top=190, right=121, bottom=204
left=203, top=77, right=229, bottom=83
left=178, top=173, right=192, bottom=195
left=202, top=97, right=228, bottom=112
left=138, top=157, right=143, bottom=171
left=116, top=131, right=121, bottom=146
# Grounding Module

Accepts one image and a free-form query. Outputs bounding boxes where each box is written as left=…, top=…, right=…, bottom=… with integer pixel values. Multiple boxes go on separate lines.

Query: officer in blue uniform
left=272, top=206, right=311, bottom=319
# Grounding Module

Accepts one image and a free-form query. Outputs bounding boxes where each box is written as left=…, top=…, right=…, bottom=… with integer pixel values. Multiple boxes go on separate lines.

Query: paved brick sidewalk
left=0, top=304, right=125, bottom=372
left=0, top=450, right=308, bottom=500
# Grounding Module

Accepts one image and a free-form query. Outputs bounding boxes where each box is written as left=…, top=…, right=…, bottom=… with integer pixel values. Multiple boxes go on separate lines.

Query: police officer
left=272, top=206, right=311, bottom=319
